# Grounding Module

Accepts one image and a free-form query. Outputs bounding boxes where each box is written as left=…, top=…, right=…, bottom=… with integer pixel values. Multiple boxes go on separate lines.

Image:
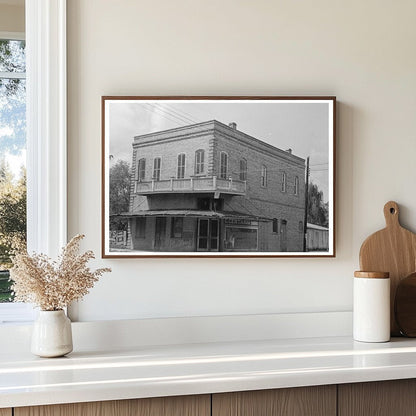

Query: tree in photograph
left=109, top=159, right=130, bottom=231
left=307, top=182, right=329, bottom=227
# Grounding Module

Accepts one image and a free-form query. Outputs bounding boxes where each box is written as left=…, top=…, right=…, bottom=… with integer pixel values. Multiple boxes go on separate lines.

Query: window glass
left=281, top=172, right=287, bottom=192
left=177, top=153, right=185, bottom=179
left=220, top=152, right=228, bottom=179
left=272, top=218, right=278, bottom=233
left=261, top=165, right=267, bottom=187
left=137, top=158, right=146, bottom=182
left=240, top=159, right=247, bottom=181
left=0, top=39, right=27, bottom=303
left=153, top=157, right=161, bottom=181
left=195, top=149, right=205, bottom=174
left=294, top=176, right=299, bottom=195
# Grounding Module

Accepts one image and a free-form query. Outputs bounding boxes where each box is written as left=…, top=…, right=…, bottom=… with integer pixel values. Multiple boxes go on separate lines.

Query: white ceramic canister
left=353, top=271, right=390, bottom=343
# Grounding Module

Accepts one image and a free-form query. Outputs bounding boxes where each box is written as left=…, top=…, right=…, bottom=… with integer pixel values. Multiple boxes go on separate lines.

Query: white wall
left=0, top=3, right=24, bottom=33
left=67, top=0, right=416, bottom=322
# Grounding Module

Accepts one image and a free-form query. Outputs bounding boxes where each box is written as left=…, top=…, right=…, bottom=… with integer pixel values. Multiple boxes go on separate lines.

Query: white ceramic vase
left=31, top=310, right=73, bottom=357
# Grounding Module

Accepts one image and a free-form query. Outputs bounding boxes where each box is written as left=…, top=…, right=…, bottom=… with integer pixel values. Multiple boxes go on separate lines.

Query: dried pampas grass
left=10, top=234, right=111, bottom=311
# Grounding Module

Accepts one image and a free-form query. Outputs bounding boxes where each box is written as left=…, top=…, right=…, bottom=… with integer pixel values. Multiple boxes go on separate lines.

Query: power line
left=153, top=103, right=198, bottom=125
left=155, top=103, right=201, bottom=124
left=142, top=104, right=185, bottom=126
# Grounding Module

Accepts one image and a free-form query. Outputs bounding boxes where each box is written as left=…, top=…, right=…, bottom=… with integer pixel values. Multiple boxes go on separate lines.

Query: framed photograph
left=102, top=96, right=335, bottom=258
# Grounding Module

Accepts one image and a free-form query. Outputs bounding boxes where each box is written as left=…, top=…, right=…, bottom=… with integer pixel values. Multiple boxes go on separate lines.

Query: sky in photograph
left=108, top=100, right=330, bottom=202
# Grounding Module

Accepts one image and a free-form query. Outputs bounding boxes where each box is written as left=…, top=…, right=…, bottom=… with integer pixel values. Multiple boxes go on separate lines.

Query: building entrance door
left=154, top=217, right=166, bottom=250
left=197, top=219, right=219, bottom=251
left=280, top=219, right=287, bottom=252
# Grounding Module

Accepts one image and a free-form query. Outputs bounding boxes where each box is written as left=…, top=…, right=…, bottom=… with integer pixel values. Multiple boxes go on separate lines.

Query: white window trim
left=0, top=0, right=67, bottom=324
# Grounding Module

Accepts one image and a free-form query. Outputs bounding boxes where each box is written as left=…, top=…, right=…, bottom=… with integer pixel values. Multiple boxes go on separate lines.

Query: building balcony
left=134, top=176, right=247, bottom=196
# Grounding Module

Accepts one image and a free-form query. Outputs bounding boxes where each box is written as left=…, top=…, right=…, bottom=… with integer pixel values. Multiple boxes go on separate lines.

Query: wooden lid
left=354, top=271, right=389, bottom=279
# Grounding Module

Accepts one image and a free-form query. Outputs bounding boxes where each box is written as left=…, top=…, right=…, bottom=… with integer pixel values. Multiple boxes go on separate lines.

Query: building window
left=281, top=172, right=287, bottom=192
left=240, top=159, right=247, bottom=181
left=171, top=217, right=183, bottom=238
left=137, top=158, right=146, bottom=182
left=294, top=176, right=299, bottom=195
left=272, top=218, right=278, bottom=233
left=177, top=153, right=186, bottom=179
left=261, top=165, right=267, bottom=187
left=195, top=149, right=205, bottom=175
left=220, top=152, right=228, bottom=179
left=299, top=221, right=304, bottom=232
left=135, top=218, right=146, bottom=238
left=153, top=157, right=161, bottom=181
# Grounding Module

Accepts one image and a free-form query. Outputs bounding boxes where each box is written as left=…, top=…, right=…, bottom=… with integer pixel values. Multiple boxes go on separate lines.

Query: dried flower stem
left=10, top=235, right=111, bottom=310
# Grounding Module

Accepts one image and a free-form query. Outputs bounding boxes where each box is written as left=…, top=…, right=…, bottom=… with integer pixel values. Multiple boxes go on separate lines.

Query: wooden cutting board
left=359, top=201, right=416, bottom=336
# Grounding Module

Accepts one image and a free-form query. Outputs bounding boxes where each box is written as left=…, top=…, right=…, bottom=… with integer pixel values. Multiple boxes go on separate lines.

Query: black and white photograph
left=102, top=97, right=335, bottom=257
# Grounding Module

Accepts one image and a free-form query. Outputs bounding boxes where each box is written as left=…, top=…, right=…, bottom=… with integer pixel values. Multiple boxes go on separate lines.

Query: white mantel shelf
left=2, top=336, right=416, bottom=409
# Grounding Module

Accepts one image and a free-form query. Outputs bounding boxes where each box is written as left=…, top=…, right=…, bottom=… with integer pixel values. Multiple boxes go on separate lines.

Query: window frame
left=261, top=165, right=267, bottom=187
left=239, top=158, right=247, bottom=181
left=194, top=149, right=205, bottom=175
left=281, top=171, right=287, bottom=192
left=137, top=157, right=146, bottom=182
left=294, top=176, right=299, bottom=195
left=177, top=153, right=186, bottom=179
left=0, top=0, right=67, bottom=324
left=153, top=157, right=161, bottom=181
left=219, top=151, right=228, bottom=179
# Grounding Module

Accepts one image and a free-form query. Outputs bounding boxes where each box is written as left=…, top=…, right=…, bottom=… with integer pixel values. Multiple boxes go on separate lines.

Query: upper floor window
left=137, top=158, right=146, bottom=182
left=294, top=176, right=299, bottom=195
left=261, top=165, right=267, bottom=187
left=281, top=172, right=287, bottom=192
left=153, top=157, right=161, bottom=181
left=177, top=153, right=186, bottom=179
left=195, top=149, right=205, bottom=175
left=240, top=158, right=247, bottom=181
left=220, top=152, right=228, bottom=179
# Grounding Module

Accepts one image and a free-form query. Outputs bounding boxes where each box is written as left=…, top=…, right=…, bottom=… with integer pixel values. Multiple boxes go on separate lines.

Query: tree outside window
left=0, top=38, right=27, bottom=302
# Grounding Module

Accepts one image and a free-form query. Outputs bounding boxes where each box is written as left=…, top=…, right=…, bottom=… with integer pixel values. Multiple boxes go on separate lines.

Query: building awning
left=114, top=210, right=271, bottom=222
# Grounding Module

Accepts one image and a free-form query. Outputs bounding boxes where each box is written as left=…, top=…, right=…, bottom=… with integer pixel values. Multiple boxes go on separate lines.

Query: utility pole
left=303, top=157, right=310, bottom=252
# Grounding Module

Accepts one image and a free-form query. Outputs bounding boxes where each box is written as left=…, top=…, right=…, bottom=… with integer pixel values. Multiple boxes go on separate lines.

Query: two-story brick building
left=121, top=120, right=306, bottom=253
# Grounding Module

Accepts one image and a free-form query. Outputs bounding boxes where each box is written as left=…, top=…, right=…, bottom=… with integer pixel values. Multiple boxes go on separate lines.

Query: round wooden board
left=395, top=272, right=416, bottom=337
left=360, top=201, right=416, bottom=335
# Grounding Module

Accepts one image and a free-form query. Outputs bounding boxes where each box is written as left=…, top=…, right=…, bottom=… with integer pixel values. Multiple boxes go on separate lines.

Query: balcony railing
left=134, top=176, right=246, bottom=195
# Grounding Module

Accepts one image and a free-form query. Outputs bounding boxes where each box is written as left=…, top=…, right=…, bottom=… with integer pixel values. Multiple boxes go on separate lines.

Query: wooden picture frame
left=102, top=96, right=336, bottom=258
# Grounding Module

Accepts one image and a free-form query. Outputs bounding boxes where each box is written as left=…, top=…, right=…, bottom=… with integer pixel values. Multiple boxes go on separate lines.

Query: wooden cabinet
left=212, top=385, right=336, bottom=416
left=338, top=380, right=416, bottom=416
left=10, top=379, right=416, bottom=416
left=14, top=395, right=210, bottom=416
